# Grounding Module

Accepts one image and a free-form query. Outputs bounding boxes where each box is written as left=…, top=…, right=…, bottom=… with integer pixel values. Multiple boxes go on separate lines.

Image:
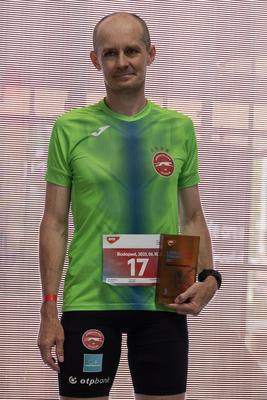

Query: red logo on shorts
left=153, top=152, right=174, bottom=177
left=107, top=236, right=120, bottom=244
left=82, top=329, right=105, bottom=350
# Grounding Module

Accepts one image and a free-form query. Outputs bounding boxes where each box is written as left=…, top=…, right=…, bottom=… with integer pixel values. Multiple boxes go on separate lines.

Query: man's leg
left=135, top=393, right=185, bottom=400
left=128, top=312, right=188, bottom=399
left=60, top=391, right=185, bottom=399
left=59, top=311, right=122, bottom=399
left=60, top=396, right=109, bottom=400
left=60, top=391, right=186, bottom=399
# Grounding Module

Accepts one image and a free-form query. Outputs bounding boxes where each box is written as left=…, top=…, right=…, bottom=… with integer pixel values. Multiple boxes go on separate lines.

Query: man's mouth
left=114, top=73, right=135, bottom=78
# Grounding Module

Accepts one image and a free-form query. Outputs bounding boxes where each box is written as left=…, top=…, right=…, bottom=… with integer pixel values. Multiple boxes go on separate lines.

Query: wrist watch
left=198, top=269, right=222, bottom=289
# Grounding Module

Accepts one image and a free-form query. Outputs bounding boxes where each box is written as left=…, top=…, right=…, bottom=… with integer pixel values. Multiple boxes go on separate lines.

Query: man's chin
left=108, top=79, right=144, bottom=92
left=114, top=77, right=136, bottom=87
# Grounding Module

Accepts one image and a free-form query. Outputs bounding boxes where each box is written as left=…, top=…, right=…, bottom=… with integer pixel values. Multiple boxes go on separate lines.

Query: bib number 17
left=127, top=258, right=149, bottom=277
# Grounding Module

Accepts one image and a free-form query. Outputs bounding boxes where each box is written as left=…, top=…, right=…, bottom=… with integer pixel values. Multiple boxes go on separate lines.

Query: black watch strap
left=198, top=269, right=222, bottom=289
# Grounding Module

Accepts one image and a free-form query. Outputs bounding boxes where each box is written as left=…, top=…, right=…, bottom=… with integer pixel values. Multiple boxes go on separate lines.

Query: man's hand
left=37, top=303, right=64, bottom=372
left=165, top=276, right=218, bottom=315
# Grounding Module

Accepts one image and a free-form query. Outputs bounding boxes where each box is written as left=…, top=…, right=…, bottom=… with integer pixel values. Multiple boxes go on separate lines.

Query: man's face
left=91, top=16, right=155, bottom=93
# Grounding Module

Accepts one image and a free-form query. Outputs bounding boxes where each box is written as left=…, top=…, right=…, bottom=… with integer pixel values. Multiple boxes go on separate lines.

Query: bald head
left=93, top=12, right=151, bottom=52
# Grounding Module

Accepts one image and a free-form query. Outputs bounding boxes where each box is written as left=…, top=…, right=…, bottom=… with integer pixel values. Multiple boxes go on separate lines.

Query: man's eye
left=126, top=48, right=138, bottom=55
left=104, top=51, right=116, bottom=57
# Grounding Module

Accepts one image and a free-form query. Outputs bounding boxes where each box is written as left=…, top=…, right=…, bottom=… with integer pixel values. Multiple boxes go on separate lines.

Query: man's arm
left=166, top=184, right=218, bottom=315
left=179, top=184, right=213, bottom=272
left=37, top=182, right=70, bottom=371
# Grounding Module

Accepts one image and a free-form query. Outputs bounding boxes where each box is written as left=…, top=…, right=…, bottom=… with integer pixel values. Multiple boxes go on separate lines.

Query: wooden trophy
left=155, top=234, right=200, bottom=304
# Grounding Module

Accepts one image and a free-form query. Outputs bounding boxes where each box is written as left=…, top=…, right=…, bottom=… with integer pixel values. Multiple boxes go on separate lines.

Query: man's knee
left=135, top=393, right=186, bottom=400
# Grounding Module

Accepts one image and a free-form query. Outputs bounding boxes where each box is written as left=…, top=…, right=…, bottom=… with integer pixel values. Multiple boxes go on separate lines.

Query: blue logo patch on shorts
left=83, top=354, right=103, bottom=373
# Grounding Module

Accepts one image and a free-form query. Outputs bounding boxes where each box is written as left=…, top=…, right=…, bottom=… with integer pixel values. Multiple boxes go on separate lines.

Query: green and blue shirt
left=45, top=99, right=200, bottom=312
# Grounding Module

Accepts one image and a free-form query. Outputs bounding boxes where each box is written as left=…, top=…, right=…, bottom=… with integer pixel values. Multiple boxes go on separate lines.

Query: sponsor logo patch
left=83, top=354, right=103, bottom=373
left=69, top=376, right=77, bottom=384
left=68, top=375, right=110, bottom=386
left=82, top=329, right=105, bottom=350
left=153, top=152, right=174, bottom=177
left=107, top=236, right=120, bottom=244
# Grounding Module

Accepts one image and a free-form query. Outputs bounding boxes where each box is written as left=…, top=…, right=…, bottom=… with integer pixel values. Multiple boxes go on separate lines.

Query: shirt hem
left=178, top=177, right=200, bottom=189
left=45, top=176, right=72, bottom=187
left=62, top=304, right=175, bottom=313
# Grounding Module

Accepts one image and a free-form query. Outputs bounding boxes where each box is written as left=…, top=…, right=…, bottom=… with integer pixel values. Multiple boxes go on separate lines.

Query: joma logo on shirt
left=91, top=125, right=110, bottom=137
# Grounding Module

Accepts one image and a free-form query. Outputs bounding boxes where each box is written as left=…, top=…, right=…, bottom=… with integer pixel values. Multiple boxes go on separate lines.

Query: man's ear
left=90, top=51, right=101, bottom=70
left=147, top=45, right=156, bottom=66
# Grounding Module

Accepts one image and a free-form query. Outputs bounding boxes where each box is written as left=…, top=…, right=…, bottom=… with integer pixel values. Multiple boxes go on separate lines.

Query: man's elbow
left=40, top=214, right=68, bottom=236
left=181, top=208, right=205, bottom=226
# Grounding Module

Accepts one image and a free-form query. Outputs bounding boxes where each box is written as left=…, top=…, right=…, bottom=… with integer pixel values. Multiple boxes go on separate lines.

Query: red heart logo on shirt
left=107, top=236, right=120, bottom=244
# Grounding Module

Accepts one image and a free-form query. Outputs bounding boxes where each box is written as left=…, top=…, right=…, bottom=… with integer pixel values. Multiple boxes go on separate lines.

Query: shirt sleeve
left=45, top=118, right=72, bottom=187
left=178, top=117, right=201, bottom=189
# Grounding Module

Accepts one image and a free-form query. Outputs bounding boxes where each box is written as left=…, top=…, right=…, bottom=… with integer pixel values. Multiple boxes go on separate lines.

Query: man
left=38, top=12, right=221, bottom=400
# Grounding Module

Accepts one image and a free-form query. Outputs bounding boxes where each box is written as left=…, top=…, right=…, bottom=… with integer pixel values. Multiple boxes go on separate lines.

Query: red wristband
left=43, top=294, right=58, bottom=302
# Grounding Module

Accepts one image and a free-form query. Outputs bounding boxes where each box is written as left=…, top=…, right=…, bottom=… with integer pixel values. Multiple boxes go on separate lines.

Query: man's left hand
left=165, top=276, right=218, bottom=315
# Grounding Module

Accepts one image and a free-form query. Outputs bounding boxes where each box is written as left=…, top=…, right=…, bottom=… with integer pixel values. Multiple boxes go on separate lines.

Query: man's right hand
left=37, top=303, right=65, bottom=372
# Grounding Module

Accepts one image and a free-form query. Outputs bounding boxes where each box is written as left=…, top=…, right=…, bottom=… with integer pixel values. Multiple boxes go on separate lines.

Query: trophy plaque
left=155, top=234, right=200, bottom=304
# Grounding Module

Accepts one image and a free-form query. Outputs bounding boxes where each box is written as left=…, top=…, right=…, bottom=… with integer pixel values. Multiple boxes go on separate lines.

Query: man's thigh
left=127, top=311, right=188, bottom=398
left=61, top=397, right=108, bottom=400
left=135, top=393, right=185, bottom=400
left=58, top=311, right=122, bottom=398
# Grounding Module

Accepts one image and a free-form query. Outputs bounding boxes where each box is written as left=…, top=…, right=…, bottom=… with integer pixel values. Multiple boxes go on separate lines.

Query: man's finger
left=165, top=302, right=200, bottom=315
left=41, top=348, right=60, bottom=372
left=174, top=283, right=199, bottom=304
left=56, top=338, right=64, bottom=363
left=45, top=354, right=60, bottom=372
left=166, top=302, right=192, bottom=311
left=175, top=290, right=191, bottom=304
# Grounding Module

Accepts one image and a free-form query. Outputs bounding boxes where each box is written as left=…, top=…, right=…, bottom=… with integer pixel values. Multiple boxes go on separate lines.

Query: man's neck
left=105, top=91, right=147, bottom=116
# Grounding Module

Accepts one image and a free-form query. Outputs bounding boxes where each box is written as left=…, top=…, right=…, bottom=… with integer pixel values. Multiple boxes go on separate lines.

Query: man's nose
left=116, top=51, right=129, bottom=69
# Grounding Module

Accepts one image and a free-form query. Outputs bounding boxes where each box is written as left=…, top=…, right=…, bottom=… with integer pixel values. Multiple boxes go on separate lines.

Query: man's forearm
left=38, top=217, right=67, bottom=371
left=180, top=210, right=213, bottom=272
left=39, top=219, right=68, bottom=299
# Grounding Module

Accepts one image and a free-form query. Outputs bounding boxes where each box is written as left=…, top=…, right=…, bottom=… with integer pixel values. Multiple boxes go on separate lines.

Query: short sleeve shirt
left=45, top=99, right=200, bottom=312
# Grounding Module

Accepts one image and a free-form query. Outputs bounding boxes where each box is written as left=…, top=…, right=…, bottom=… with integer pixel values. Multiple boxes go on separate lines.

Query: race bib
left=103, top=234, right=160, bottom=286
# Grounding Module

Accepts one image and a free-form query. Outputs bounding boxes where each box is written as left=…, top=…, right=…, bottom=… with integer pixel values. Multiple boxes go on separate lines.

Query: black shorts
left=58, top=310, right=188, bottom=398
